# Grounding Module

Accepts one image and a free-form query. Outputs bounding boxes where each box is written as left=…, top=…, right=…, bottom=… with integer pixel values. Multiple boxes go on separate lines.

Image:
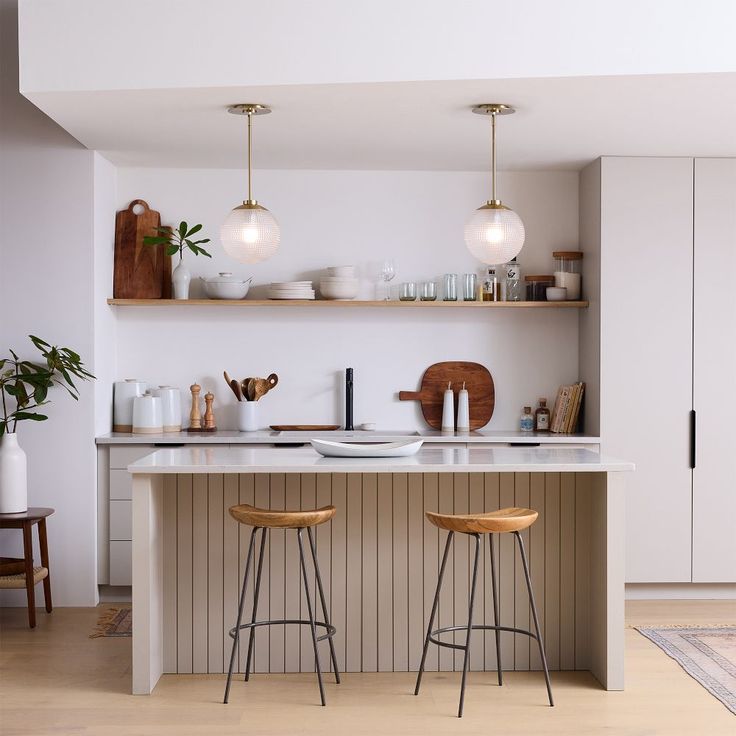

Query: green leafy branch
left=143, top=221, right=212, bottom=260
left=0, top=335, right=95, bottom=436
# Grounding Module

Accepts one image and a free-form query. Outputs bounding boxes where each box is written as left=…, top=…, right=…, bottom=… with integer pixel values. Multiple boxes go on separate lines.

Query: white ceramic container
left=327, top=265, right=356, bottom=277
left=546, top=286, right=569, bottom=301
left=0, top=433, right=28, bottom=514
left=153, top=386, right=182, bottom=432
left=201, top=272, right=252, bottom=299
left=237, top=402, right=259, bottom=431
left=172, top=261, right=191, bottom=300
left=113, top=379, right=147, bottom=432
left=132, top=394, right=163, bottom=434
left=319, top=279, right=359, bottom=299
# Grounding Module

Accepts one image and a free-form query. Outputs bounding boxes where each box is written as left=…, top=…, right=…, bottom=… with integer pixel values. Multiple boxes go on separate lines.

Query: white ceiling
left=26, top=73, right=736, bottom=171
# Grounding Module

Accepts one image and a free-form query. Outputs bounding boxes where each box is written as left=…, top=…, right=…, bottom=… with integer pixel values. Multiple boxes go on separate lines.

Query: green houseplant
left=143, top=221, right=211, bottom=300
left=0, top=335, right=94, bottom=513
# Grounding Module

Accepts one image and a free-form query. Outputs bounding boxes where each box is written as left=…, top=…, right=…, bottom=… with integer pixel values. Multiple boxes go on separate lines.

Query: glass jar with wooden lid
left=553, top=251, right=583, bottom=300
left=524, top=275, right=555, bottom=301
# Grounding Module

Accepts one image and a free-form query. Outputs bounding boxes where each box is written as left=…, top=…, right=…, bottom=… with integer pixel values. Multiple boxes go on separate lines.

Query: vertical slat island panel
left=161, top=471, right=593, bottom=674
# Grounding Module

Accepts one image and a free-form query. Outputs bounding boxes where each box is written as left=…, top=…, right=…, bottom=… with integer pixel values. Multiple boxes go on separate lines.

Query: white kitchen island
left=128, top=446, right=633, bottom=696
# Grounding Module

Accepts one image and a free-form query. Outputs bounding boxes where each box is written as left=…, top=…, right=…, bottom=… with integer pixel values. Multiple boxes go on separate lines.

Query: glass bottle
left=520, top=406, right=534, bottom=432
left=504, top=257, right=523, bottom=301
left=534, top=398, right=550, bottom=431
left=482, top=267, right=501, bottom=301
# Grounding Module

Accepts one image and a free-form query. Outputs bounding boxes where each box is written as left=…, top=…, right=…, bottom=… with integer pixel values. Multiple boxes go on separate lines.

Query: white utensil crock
left=153, top=386, right=182, bottom=432
left=132, top=394, right=163, bottom=434
left=172, top=261, right=191, bottom=300
left=237, top=402, right=259, bottom=432
left=113, top=379, right=147, bottom=432
left=0, top=433, right=28, bottom=514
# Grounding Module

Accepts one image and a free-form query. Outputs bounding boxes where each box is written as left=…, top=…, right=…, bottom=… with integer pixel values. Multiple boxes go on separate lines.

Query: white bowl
left=546, top=286, right=568, bottom=301
left=319, top=281, right=359, bottom=300
left=327, top=266, right=356, bottom=277
left=201, top=273, right=252, bottom=299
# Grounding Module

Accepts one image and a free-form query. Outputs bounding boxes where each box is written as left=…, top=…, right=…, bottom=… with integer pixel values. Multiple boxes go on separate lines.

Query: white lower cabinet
left=109, top=541, right=133, bottom=586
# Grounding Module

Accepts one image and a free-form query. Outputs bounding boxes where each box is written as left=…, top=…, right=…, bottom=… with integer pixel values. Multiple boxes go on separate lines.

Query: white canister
left=456, top=384, right=470, bottom=432
left=153, top=386, right=182, bottom=432
left=237, top=402, right=259, bottom=432
left=441, top=383, right=455, bottom=432
left=0, top=433, right=28, bottom=514
left=113, top=379, right=147, bottom=432
left=132, top=394, right=163, bottom=434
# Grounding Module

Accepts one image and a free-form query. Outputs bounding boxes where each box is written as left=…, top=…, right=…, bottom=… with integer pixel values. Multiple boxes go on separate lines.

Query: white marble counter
left=128, top=445, right=632, bottom=475
left=97, top=429, right=600, bottom=445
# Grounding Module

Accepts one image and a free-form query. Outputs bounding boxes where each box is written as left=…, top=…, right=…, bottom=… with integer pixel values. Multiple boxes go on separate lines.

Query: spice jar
left=525, top=275, right=555, bottom=301
left=553, top=251, right=583, bottom=300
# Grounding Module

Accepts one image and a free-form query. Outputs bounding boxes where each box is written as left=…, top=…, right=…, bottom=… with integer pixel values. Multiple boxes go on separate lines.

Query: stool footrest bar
left=229, top=619, right=336, bottom=643
left=428, top=624, right=540, bottom=651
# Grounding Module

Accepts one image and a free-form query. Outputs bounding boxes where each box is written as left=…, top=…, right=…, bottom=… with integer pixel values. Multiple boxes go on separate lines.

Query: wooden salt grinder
left=203, top=391, right=217, bottom=430
left=189, top=383, right=202, bottom=429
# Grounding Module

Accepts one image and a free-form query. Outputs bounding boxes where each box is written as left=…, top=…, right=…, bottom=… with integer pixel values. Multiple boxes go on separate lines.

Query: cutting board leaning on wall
left=113, top=199, right=171, bottom=298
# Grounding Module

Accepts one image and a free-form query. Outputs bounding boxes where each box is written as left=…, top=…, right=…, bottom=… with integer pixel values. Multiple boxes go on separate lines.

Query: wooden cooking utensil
left=113, top=199, right=171, bottom=298
left=399, top=361, right=495, bottom=430
left=223, top=371, right=242, bottom=401
left=242, top=378, right=256, bottom=401
left=252, top=373, right=279, bottom=401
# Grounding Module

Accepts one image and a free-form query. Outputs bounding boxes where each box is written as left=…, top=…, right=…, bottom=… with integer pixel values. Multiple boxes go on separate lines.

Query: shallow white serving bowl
left=327, top=265, right=356, bottom=277
left=319, top=281, right=359, bottom=299
left=201, top=273, right=252, bottom=299
left=310, top=439, right=423, bottom=458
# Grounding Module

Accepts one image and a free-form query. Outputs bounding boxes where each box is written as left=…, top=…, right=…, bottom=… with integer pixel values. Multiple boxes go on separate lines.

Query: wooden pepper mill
left=187, top=383, right=217, bottom=432
left=203, top=391, right=217, bottom=431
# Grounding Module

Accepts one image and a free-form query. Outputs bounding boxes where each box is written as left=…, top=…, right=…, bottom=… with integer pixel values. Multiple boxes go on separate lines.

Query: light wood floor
left=1, top=600, right=734, bottom=735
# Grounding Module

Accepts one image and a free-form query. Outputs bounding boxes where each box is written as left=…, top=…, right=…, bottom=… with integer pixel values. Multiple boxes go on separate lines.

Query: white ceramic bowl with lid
left=201, top=272, right=252, bottom=299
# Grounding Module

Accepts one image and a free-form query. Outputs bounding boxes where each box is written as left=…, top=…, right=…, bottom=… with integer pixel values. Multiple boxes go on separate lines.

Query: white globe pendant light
left=464, top=104, right=525, bottom=265
left=221, top=104, right=280, bottom=264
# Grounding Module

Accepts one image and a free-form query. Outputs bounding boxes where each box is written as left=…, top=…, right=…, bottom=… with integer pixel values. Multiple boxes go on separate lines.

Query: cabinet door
left=692, top=158, right=736, bottom=582
left=600, top=157, right=694, bottom=583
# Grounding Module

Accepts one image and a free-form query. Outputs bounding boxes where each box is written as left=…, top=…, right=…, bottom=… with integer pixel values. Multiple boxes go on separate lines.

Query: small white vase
left=172, top=260, right=191, bottom=300
left=0, top=433, right=28, bottom=514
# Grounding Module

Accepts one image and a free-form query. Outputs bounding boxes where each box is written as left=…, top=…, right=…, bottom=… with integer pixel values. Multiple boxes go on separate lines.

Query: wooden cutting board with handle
left=113, top=199, right=171, bottom=298
left=399, top=361, right=495, bottom=430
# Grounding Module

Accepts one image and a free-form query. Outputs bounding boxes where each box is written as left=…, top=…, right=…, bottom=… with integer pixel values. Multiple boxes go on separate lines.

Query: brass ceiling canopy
left=471, top=103, right=516, bottom=116
left=227, top=103, right=272, bottom=116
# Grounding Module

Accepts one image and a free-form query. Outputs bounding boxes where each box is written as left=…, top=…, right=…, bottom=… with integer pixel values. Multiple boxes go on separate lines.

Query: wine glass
left=379, top=259, right=396, bottom=300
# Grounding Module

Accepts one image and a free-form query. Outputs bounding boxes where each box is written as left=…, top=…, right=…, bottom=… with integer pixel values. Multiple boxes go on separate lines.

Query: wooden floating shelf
left=107, top=298, right=588, bottom=308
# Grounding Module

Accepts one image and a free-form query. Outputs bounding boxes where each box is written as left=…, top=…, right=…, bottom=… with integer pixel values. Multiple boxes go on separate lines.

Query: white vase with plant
left=144, top=221, right=212, bottom=300
left=0, top=335, right=94, bottom=513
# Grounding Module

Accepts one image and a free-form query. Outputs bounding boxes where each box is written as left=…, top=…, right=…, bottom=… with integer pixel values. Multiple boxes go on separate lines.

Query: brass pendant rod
left=491, top=111, right=497, bottom=202
left=247, top=110, right=253, bottom=202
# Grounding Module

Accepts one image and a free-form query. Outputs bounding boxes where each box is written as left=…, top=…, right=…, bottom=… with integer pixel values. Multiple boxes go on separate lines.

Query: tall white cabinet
left=580, top=156, right=736, bottom=584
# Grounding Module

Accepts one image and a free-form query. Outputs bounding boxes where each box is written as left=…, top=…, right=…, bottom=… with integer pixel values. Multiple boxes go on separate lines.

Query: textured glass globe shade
left=464, top=203, right=525, bottom=265
left=220, top=204, right=280, bottom=264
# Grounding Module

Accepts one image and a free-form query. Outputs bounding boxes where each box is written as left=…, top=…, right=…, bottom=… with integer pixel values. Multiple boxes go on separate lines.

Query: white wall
left=114, top=167, right=580, bottom=430
left=0, top=0, right=98, bottom=605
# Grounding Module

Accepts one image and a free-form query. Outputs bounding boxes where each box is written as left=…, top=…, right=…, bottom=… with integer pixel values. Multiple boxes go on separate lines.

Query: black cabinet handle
left=689, top=410, right=696, bottom=469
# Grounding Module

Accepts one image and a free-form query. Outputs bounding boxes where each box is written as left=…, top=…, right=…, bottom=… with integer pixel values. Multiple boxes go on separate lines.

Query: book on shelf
left=550, top=381, right=585, bottom=434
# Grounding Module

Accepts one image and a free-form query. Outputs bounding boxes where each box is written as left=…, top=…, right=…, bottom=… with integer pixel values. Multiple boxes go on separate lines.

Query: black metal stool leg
left=489, top=532, right=503, bottom=686
left=244, top=527, right=268, bottom=681
left=307, top=526, right=341, bottom=684
left=297, top=528, right=327, bottom=706
left=414, top=530, right=454, bottom=696
left=514, top=531, right=554, bottom=707
left=224, top=526, right=259, bottom=704
left=458, top=533, right=481, bottom=718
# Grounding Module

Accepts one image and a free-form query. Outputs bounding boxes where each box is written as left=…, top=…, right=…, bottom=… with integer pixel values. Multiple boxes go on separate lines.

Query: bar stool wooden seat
left=223, top=503, right=340, bottom=705
left=415, top=506, right=553, bottom=717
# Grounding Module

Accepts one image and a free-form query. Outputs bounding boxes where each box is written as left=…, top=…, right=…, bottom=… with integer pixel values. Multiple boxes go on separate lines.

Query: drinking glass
left=399, top=282, right=416, bottom=301
left=462, top=273, right=477, bottom=301
left=419, top=281, right=437, bottom=301
left=443, top=273, right=458, bottom=301
left=378, top=259, right=396, bottom=300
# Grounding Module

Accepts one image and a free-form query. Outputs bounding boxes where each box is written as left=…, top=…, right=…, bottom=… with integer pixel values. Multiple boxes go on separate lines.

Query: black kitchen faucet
left=345, top=367, right=354, bottom=431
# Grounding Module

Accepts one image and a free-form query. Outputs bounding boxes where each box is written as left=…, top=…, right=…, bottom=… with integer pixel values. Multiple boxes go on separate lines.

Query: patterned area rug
left=636, top=625, right=736, bottom=715
left=90, top=606, right=132, bottom=638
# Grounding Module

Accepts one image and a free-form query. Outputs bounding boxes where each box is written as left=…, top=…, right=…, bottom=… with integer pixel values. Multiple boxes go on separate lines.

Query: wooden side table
left=0, top=507, right=54, bottom=628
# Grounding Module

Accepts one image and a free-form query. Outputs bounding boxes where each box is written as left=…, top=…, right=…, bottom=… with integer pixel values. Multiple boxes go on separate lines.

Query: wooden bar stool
left=223, top=503, right=340, bottom=705
left=0, top=507, right=54, bottom=628
left=415, top=506, right=553, bottom=717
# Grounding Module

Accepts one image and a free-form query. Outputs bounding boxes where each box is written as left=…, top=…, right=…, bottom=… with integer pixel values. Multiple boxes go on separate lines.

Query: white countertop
left=97, top=429, right=600, bottom=445
left=128, top=445, right=633, bottom=475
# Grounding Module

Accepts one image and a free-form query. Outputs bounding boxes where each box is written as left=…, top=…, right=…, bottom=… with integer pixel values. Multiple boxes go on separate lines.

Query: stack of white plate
left=320, top=266, right=359, bottom=300
left=267, top=281, right=315, bottom=300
